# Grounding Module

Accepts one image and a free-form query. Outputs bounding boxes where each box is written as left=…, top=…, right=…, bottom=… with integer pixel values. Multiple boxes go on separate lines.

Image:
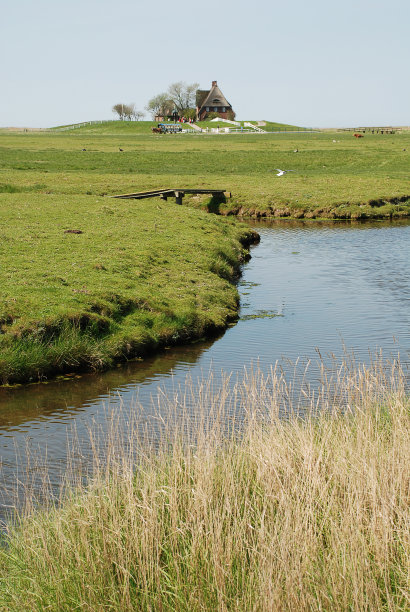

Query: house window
left=214, top=107, right=217, bottom=112
left=222, top=107, right=226, bottom=112
left=206, top=106, right=209, bottom=111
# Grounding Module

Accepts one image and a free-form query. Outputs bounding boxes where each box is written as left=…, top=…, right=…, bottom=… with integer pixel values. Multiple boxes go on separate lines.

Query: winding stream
left=1, top=219, right=409, bottom=518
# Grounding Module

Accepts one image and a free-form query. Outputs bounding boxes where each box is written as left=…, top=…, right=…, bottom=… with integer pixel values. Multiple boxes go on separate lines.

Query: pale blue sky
left=1, top=0, right=409, bottom=127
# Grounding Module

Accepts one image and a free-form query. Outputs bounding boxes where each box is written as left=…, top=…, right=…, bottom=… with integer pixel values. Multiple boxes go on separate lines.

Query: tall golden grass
left=0, top=358, right=409, bottom=611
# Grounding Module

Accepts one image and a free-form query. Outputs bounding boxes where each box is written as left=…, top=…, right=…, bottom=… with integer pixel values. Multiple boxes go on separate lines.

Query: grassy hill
left=194, top=120, right=306, bottom=131
left=50, top=120, right=156, bottom=134
left=49, top=119, right=306, bottom=134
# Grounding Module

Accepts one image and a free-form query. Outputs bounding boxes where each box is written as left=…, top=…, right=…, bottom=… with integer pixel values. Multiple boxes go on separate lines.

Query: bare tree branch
left=145, top=93, right=169, bottom=119
left=112, top=103, right=126, bottom=120
left=167, top=81, right=199, bottom=114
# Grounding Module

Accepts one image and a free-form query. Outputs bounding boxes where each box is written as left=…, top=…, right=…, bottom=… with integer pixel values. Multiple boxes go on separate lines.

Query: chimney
left=212, top=80, right=217, bottom=87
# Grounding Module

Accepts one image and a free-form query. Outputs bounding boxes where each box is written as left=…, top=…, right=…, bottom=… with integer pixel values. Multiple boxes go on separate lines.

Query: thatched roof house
left=196, top=81, right=235, bottom=121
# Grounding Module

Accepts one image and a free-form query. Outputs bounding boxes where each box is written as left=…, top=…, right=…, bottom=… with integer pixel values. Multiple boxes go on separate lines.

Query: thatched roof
left=196, top=82, right=231, bottom=110
left=196, top=90, right=209, bottom=108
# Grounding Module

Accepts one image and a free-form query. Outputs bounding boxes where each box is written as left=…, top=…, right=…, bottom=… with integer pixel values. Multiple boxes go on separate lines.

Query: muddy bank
left=206, top=195, right=410, bottom=220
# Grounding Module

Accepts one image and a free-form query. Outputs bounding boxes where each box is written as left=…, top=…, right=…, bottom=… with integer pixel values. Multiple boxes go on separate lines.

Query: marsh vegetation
left=0, top=361, right=408, bottom=611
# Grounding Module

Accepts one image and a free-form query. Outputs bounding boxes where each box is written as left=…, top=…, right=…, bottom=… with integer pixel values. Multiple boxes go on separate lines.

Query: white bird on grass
left=274, top=169, right=295, bottom=177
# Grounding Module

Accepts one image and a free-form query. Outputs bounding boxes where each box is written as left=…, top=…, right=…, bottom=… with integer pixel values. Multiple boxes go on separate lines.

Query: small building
left=196, top=81, right=235, bottom=121
left=155, top=100, right=180, bottom=123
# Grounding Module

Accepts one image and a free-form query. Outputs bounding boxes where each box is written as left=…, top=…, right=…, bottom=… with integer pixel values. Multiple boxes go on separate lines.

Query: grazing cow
left=354, top=133, right=364, bottom=138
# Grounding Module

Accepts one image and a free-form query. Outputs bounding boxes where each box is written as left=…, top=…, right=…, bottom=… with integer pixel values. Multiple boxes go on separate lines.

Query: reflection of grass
left=0, top=361, right=407, bottom=610
left=238, top=281, right=261, bottom=287
left=240, top=309, right=284, bottom=320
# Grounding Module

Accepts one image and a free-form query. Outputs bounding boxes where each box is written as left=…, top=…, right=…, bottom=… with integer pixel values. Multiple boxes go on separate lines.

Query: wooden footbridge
left=112, top=188, right=230, bottom=205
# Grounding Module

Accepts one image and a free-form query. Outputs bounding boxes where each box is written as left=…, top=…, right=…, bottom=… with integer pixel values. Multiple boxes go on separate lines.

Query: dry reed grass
left=0, top=358, right=409, bottom=611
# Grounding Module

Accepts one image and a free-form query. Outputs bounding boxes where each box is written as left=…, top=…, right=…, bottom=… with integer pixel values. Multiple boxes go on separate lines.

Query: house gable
left=196, top=81, right=234, bottom=120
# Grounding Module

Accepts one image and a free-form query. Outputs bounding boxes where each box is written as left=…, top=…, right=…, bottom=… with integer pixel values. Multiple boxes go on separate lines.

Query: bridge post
left=174, top=191, right=184, bottom=205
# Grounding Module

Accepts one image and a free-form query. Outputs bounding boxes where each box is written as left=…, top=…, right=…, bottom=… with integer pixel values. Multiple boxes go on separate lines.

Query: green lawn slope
left=50, top=120, right=155, bottom=134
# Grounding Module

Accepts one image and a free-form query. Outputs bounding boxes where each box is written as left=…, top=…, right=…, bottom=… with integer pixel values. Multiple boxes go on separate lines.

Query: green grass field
left=0, top=124, right=409, bottom=383
left=1, top=123, right=409, bottom=217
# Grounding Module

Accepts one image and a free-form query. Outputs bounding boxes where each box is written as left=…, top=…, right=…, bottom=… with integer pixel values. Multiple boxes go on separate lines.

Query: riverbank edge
left=197, top=194, right=410, bottom=220
left=0, top=228, right=260, bottom=388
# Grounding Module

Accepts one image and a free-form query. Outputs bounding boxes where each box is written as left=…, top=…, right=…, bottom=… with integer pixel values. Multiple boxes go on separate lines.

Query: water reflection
left=0, top=338, right=220, bottom=430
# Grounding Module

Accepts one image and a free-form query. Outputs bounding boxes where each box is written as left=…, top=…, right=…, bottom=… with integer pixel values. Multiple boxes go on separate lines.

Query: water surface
left=1, top=219, right=409, bottom=515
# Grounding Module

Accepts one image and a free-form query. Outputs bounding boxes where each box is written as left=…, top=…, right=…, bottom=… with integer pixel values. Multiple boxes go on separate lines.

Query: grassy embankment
left=0, top=363, right=408, bottom=610
left=45, top=119, right=302, bottom=133
left=1, top=124, right=409, bottom=384
left=193, top=120, right=306, bottom=131
left=0, top=193, right=256, bottom=385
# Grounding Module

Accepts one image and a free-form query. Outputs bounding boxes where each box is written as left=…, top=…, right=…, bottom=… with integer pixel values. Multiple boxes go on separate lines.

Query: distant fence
left=339, top=127, right=401, bottom=134
left=50, top=120, right=121, bottom=132
left=266, top=129, right=317, bottom=133
left=203, top=128, right=317, bottom=134
left=168, top=128, right=317, bottom=135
